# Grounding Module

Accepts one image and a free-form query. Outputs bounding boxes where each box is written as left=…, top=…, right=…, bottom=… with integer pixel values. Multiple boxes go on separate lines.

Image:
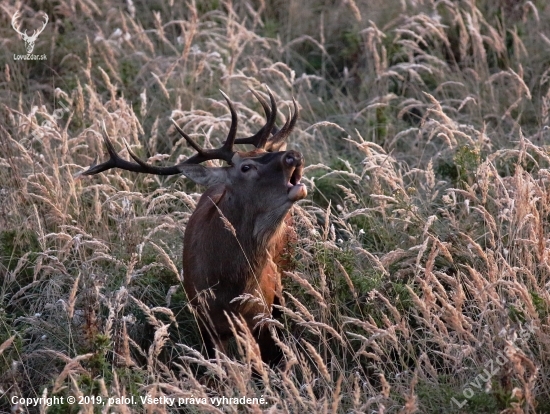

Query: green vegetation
left=1, top=0, right=549, bottom=412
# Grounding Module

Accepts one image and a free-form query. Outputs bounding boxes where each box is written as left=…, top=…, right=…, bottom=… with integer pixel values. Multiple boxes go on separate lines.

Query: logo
left=12, top=10, right=48, bottom=60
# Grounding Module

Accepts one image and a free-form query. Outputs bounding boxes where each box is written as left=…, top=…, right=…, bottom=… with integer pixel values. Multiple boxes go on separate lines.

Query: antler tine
left=170, top=118, right=206, bottom=155
left=234, top=88, right=277, bottom=149
left=219, top=90, right=238, bottom=153
left=77, top=122, right=124, bottom=176
left=173, top=91, right=238, bottom=165
left=123, top=139, right=180, bottom=174
left=251, top=88, right=271, bottom=119
left=77, top=122, right=181, bottom=177
left=268, top=97, right=298, bottom=149
left=33, top=13, right=48, bottom=37
left=11, top=11, right=24, bottom=35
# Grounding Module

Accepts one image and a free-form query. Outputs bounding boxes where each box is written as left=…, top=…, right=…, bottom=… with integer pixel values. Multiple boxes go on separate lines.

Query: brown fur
left=182, top=149, right=305, bottom=366
left=80, top=92, right=305, bottom=368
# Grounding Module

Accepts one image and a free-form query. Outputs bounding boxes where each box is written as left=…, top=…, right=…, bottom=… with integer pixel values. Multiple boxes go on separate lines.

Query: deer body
left=182, top=150, right=305, bottom=364
left=81, top=90, right=306, bottom=366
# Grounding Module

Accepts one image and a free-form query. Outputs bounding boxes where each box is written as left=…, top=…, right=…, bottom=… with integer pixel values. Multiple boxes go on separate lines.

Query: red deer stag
left=80, top=90, right=306, bottom=367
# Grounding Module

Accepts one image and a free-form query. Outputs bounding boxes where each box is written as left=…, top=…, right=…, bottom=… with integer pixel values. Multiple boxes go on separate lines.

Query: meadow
left=1, top=0, right=549, bottom=412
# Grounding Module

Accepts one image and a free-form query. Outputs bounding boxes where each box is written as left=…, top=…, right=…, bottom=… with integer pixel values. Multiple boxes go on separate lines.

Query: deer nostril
left=285, top=155, right=295, bottom=166
left=285, top=151, right=303, bottom=166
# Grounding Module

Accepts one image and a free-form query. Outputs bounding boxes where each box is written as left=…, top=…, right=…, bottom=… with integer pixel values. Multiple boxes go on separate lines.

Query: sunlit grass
left=1, top=0, right=550, bottom=412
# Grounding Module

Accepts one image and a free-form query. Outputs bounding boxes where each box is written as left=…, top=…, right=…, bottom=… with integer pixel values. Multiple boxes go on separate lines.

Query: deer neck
left=217, top=189, right=290, bottom=267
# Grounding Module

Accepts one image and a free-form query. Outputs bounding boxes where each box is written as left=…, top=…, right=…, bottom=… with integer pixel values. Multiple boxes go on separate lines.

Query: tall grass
left=1, top=0, right=549, bottom=412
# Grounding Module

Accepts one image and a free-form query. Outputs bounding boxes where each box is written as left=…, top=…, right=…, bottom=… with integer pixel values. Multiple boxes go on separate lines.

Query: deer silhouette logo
left=12, top=11, right=48, bottom=54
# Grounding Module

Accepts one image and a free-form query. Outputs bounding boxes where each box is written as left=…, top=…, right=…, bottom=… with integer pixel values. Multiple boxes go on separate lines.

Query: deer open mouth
left=287, top=166, right=307, bottom=201
left=289, top=167, right=302, bottom=186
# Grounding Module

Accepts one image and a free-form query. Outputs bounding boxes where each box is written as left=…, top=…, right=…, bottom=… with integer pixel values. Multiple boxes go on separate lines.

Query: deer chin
left=287, top=183, right=307, bottom=201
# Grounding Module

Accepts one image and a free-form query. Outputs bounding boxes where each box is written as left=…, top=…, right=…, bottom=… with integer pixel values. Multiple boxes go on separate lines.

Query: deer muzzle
left=283, top=150, right=307, bottom=202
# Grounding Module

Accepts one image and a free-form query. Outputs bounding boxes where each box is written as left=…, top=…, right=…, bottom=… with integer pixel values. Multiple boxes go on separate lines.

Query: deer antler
left=78, top=91, right=240, bottom=177
left=172, top=90, right=239, bottom=165
left=11, top=11, right=48, bottom=40
left=31, top=13, right=48, bottom=40
left=78, top=89, right=298, bottom=177
left=233, top=88, right=277, bottom=149
left=11, top=11, right=25, bottom=37
left=233, top=88, right=298, bottom=151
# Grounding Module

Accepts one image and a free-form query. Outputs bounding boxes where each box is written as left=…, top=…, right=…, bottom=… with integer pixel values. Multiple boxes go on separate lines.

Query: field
left=1, top=0, right=550, bottom=412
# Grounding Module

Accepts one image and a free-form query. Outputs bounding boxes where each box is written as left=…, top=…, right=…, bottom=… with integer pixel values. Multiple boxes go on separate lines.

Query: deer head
left=79, top=89, right=306, bottom=211
left=79, top=89, right=306, bottom=366
left=12, top=11, right=48, bottom=54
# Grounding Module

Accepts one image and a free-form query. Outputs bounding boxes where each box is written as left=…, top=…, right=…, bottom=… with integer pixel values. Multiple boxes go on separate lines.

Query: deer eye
left=241, top=164, right=251, bottom=172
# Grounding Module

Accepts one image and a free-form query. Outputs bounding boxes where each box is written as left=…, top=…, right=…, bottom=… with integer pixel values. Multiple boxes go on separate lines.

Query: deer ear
left=177, top=165, right=228, bottom=187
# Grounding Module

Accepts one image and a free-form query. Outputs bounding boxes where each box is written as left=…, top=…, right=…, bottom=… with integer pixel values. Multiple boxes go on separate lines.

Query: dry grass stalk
left=1, top=0, right=550, bottom=412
